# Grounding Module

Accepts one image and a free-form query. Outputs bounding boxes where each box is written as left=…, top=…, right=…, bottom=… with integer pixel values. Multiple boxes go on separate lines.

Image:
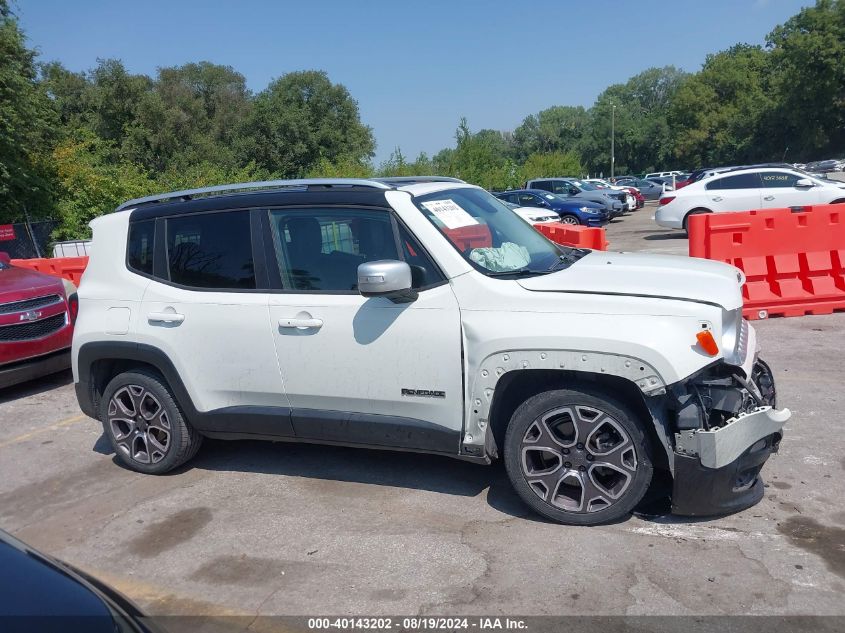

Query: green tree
left=51, top=131, right=154, bottom=239
left=580, top=67, right=686, bottom=174
left=86, top=59, right=152, bottom=144
left=511, top=106, right=588, bottom=162
left=377, top=148, right=437, bottom=177
left=307, top=155, right=374, bottom=178
left=518, top=151, right=583, bottom=184
left=0, top=2, right=57, bottom=222
left=39, top=61, right=91, bottom=133
left=441, top=119, right=518, bottom=190
left=669, top=45, right=774, bottom=167
left=125, top=62, right=251, bottom=172
left=766, top=0, right=845, bottom=160
left=238, top=70, right=375, bottom=177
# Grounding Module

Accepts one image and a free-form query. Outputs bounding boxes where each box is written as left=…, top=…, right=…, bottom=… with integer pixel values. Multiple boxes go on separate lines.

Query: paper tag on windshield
left=421, top=199, right=478, bottom=229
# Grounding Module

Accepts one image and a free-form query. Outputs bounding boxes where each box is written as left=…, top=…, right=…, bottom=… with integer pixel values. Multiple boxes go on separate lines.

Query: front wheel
left=504, top=388, right=653, bottom=525
left=560, top=215, right=580, bottom=225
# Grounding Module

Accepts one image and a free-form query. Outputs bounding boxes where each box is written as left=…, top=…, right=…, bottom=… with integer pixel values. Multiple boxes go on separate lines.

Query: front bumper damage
left=662, top=353, right=790, bottom=517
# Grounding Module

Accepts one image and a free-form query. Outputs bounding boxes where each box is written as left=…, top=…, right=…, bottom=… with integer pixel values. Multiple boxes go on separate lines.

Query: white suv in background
left=655, top=167, right=845, bottom=230
left=73, top=177, right=789, bottom=525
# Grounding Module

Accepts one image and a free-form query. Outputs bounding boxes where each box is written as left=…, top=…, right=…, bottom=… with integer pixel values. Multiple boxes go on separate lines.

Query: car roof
left=118, top=177, right=476, bottom=220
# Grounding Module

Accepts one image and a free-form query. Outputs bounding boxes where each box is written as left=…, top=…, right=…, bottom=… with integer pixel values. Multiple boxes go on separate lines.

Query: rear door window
left=165, top=210, right=256, bottom=289
left=706, top=173, right=762, bottom=190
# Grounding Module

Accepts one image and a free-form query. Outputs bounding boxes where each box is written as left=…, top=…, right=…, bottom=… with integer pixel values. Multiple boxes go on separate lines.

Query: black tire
left=100, top=369, right=202, bottom=474
left=683, top=208, right=710, bottom=232
left=831, top=199, right=845, bottom=204
left=504, top=388, right=653, bottom=525
left=560, top=215, right=580, bottom=225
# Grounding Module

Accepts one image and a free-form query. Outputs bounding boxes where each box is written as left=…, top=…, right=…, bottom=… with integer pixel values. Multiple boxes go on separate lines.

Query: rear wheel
left=831, top=199, right=845, bottom=204
left=560, top=215, right=580, bottom=225
left=504, top=388, right=653, bottom=525
left=100, top=369, right=202, bottom=474
left=683, top=208, right=711, bottom=232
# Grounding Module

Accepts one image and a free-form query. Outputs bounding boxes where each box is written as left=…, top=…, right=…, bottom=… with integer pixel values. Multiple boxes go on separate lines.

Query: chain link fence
left=0, top=221, right=58, bottom=259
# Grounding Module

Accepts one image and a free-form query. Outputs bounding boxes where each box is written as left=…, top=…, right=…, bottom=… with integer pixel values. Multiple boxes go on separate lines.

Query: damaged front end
left=661, top=357, right=791, bottom=516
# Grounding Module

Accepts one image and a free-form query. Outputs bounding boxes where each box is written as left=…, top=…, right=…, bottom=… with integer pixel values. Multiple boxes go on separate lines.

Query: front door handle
left=148, top=312, right=185, bottom=324
left=763, top=195, right=775, bottom=201
left=711, top=196, right=723, bottom=202
left=279, top=317, right=323, bottom=329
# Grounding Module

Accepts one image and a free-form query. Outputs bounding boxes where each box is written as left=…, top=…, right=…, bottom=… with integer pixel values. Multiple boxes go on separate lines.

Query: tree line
left=1, top=0, right=843, bottom=239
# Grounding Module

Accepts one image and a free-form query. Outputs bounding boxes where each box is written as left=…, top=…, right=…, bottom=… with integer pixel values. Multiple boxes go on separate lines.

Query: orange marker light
left=696, top=330, right=719, bottom=356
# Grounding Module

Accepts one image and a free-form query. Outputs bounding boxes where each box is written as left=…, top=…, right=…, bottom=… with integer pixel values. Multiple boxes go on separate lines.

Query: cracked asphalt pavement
left=1, top=205, right=844, bottom=619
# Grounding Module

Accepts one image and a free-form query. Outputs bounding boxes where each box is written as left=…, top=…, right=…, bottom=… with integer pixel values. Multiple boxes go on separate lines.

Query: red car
left=0, top=252, right=78, bottom=388
left=624, top=186, right=645, bottom=208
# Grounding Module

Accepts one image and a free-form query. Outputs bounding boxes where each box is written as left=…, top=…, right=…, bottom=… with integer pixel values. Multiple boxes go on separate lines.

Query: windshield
left=572, top=180, right=597, bottom=191
left=415, top=187, right=576, bottom=276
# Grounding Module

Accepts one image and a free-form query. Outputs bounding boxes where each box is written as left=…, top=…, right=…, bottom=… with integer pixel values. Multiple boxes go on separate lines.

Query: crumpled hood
left=517, top=251, right=744, bottom=310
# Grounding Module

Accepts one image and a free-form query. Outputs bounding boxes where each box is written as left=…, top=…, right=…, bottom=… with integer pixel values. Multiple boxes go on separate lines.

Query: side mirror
left=795, top=178, right=815, bottom=188
left=569, top=188, right=579, bottom=195
left=0, top=252, right=10, bottom=265
left=357, top=260, right=417, bottom=303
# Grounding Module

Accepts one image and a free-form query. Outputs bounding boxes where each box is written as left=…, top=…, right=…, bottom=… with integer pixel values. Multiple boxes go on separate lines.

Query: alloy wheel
left=107, top=385, right=171, bottom=464
left=561, top=216, right=579, bottom=225
left=520, top=405, right=637, bottom=514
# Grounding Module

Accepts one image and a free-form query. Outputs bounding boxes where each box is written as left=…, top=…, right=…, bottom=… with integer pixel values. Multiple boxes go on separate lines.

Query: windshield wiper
left=548, top=248, right=589, bottom=271
left=485, top=268, right=548, bottom=278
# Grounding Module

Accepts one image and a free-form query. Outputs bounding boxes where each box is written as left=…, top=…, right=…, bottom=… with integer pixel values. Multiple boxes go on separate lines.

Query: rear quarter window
left=127, top=220, right=155, bottom=275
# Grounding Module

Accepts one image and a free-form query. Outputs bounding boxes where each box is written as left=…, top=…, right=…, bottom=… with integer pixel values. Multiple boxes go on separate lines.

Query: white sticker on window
left=421, top=199, right=479, bottom=229
left=544, top=194, right=555, bottom=199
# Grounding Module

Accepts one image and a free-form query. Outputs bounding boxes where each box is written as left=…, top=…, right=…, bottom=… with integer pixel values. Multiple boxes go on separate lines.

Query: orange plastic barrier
left=535, top=223, right=609, bottom=251
left=442, top=224, right=493, bottom=251
left=10, top=256, right=89, bottom=287
left=688, top=205, right=845, bottom=319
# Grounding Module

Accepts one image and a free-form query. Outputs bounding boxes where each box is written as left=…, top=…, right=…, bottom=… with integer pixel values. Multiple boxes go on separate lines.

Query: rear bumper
left=0, top=348, right=71, bottom=389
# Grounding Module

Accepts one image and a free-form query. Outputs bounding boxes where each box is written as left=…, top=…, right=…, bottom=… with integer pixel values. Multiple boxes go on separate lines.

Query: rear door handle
left=147, top=312, right=185, bottom=324
left=279, top=317, right=323, bottom=329
left=763, top=195, right=775, bottom=201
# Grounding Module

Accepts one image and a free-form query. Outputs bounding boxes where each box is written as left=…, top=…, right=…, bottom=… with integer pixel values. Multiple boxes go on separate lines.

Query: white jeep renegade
left=72, top=177, right=790, bottom=525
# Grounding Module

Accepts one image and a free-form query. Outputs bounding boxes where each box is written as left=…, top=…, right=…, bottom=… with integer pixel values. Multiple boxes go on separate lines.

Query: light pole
left=610, top=104, right=616, bottom=179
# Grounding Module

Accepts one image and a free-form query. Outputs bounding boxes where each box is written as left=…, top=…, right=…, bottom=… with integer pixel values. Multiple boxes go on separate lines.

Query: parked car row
left=797, top=158, right=845, bottom=173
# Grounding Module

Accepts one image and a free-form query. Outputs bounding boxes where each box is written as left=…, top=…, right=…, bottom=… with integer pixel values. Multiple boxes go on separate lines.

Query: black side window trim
left=127, top=204, right=447, bottom=294
left=127, top=208, right=270, bottom=293
left=262, top=205, right=448, bottom=295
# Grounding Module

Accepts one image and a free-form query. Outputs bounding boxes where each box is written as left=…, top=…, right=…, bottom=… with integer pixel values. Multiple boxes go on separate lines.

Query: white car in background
left=655, top=166, right=845, bottom=230
left=645, top=170, right=685, bottom=179
left=584, top=179, right=637, bottom=211
left=501, top=200, right=561, bottom=225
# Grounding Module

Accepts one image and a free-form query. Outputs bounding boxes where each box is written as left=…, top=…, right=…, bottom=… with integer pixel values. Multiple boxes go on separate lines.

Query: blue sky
left=19, top=0, right=810, bottom=164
